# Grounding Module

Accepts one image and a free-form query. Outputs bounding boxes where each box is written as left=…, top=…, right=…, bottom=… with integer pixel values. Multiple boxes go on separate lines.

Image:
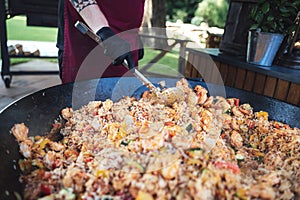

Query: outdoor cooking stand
left=0, top=0, right=59, bottom=88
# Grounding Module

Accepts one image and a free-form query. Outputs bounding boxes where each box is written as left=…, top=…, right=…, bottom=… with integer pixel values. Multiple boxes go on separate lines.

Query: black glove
left=96, top=27, right=135, bottom=69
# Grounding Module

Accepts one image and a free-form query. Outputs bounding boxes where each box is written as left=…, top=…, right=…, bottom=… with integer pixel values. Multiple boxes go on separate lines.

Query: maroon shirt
left=62, top=0, right=145, bottom=83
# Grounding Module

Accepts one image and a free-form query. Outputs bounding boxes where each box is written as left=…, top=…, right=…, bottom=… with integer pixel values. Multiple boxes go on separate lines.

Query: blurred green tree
left=192, top=0, right=229, bottom=28
left=166, top=0, right=199, bottom=23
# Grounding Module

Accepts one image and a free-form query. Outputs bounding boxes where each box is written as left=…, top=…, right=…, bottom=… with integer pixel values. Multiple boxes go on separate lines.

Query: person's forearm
left=69, top=0, right=109, bottom=32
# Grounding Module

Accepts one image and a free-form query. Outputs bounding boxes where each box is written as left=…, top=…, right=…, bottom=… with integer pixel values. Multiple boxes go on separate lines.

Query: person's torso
left=61, top=0, right=145, bottom=83
left=98, top=0, right=145, bottom=33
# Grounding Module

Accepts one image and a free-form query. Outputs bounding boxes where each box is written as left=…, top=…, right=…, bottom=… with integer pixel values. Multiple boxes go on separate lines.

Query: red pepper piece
left=214, top=161, right=240, bottom=174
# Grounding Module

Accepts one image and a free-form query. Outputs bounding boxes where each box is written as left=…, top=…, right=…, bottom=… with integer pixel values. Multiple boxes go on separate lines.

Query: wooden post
left=178, top=41, right=187, bottom=75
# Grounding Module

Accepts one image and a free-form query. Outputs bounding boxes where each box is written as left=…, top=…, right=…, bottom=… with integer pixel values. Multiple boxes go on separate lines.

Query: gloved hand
left=96, top=27, right=135, bottom=69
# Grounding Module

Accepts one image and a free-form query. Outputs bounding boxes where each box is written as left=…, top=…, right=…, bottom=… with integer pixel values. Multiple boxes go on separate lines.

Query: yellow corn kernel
left=256, top=111, right=268, bottom=120
left=187, top=158, right=201, bottom=165
left=95, top=169, right=109, bottom=178
left=32, top=160, right=44, bottom=169
left=136, top=191, right=153, bottom=200
left=39, top=138, right=51, bottom=150
left=235, top=188, right=248, bottom=200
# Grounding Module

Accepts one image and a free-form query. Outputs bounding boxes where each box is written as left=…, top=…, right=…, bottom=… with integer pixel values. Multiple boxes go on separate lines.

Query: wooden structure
left=139, top=33, right=191, bottom=76
left=219, top=0, right=257, bottom=56
left=185, top=48, right=300, bottom=107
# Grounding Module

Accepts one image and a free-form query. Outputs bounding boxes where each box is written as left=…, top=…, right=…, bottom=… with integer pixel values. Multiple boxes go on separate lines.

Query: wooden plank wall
left=185, top=50, right=300, bottom=107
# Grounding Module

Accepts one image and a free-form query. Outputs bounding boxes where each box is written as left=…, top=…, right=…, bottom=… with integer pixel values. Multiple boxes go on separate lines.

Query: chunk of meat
left=194, top=85, right=208, bottom=105
left=61, top=107, right=73, bottom=120
left=19, top=139, right=33, bottom=158
left=230, top=130, right=243, bottom=148
left=12, top=123, right=28, bottom=142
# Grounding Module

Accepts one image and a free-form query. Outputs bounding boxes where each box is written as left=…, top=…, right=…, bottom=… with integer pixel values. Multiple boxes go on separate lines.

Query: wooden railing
left=185, top=48, right=300, bottom=107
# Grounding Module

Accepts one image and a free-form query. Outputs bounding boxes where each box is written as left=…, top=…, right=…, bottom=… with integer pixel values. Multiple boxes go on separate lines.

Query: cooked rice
left=12, top=79, right=300, bottom=200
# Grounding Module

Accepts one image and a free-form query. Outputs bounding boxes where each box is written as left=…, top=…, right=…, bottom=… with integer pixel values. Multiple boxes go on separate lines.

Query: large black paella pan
left=0, top=77, right=299, bottom=199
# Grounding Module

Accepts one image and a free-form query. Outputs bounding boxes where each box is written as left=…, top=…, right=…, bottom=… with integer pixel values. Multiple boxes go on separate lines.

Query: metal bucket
left=246, top=31, right=284, bottom=66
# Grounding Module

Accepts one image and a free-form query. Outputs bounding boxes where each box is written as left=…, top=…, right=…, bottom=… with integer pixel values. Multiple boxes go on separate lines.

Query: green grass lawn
left=139, top=48, right=179, bottom=76
left=3, top=16, right=180, bottom=73
left=3, top=16, right=58, bottom=65
left=6, top=16, right=58, bottom=42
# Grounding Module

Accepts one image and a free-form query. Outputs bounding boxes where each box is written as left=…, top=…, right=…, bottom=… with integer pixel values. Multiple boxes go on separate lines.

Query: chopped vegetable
left=256, top=111, right=269, bottom=120
left=235, top=188, right=248, bottom=200
left=214, top=161, right=240, bottom=174
left=136, top=191, right=154, bottom=200
left=225, top=108, right=232, bottom=115
left=128, top=161, right=145, bottom=173
left=187, top=147, right=203, bottom=151
left=235, top=154, right=244, bottom=161
left=120, top=139, right=131, bottom=146
left=185, top=123, right=193, bottom=132
left=95, top=169, right=110, bottom=178
left=41, top=184, right=51, bottom=195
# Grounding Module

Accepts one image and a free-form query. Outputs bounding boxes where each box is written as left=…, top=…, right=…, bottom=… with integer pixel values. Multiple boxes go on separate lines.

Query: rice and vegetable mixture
left=12, top=79, right=300, bottom=200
